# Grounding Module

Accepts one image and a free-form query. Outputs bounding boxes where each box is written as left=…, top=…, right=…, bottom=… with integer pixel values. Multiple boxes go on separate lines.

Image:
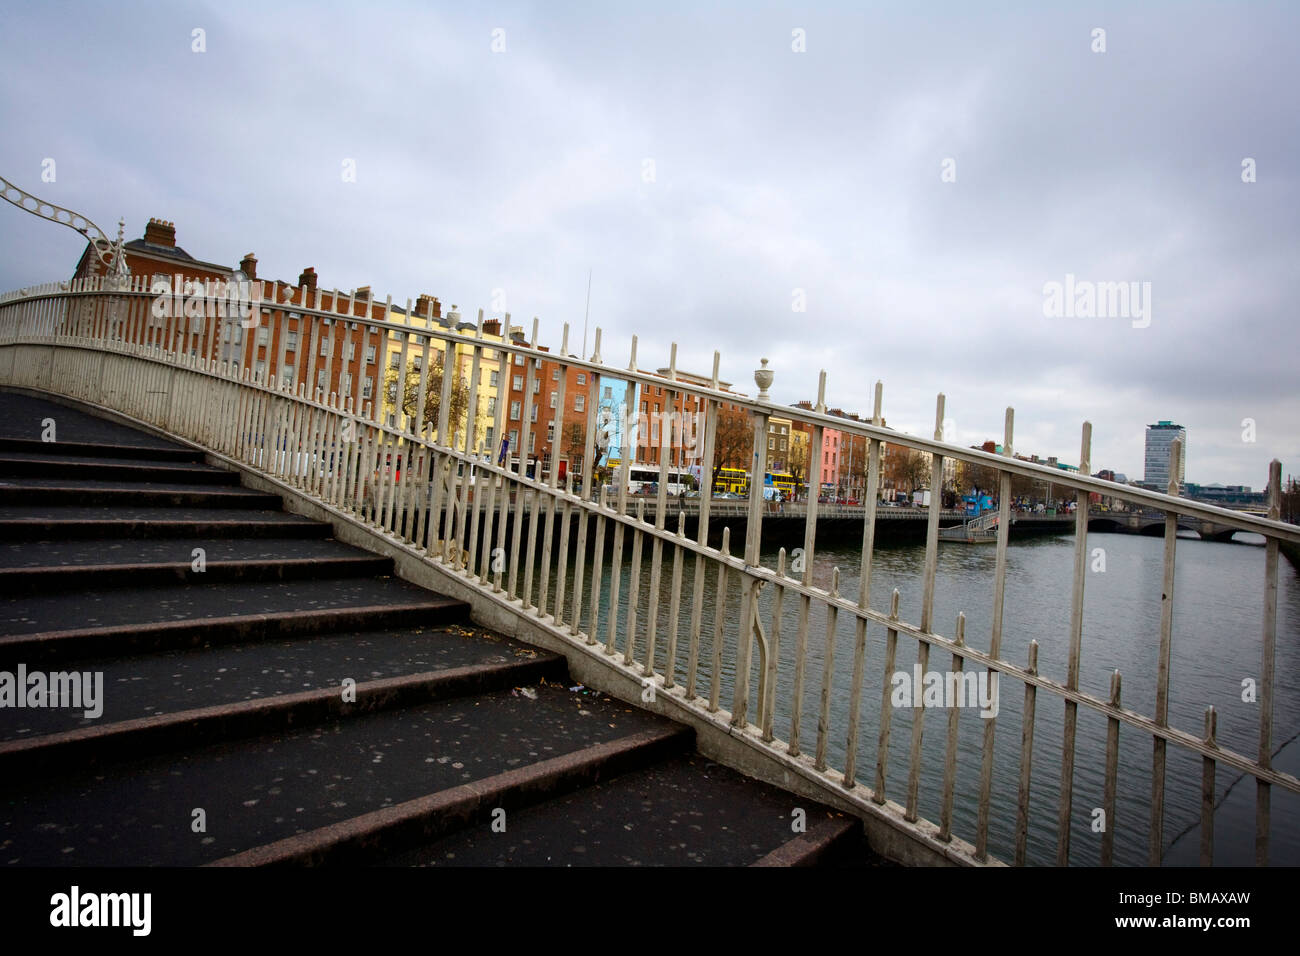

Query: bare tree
left=710, top=405, right=751, bottom=490
left=562, top=422, right=585, bottom=479
left=384, top=353, right=470, bottom=445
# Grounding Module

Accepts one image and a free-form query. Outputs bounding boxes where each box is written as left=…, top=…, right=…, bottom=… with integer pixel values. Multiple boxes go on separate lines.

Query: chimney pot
left=143, top=218, right=177, bottom=248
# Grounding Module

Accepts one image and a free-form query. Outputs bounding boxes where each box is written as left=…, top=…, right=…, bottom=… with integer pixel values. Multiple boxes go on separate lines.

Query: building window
left=509, top=429, right=518, bottom=447
left=490, top=370, right=499, bottom=387
left=510, top=401, right=521, bottom=421
left=487, top=396, right=498, bottom=415
left=362, top=377, right=373, bottom=399
left=257, top=328, right=269, bottom=346
left=529, top=432, right=536, bottom=452
left=485, top=426, right=495, bottom=448
left=769, top=437, right=775, bottom=450
left=532, top=379, right=539, bottom=393
left=412, top=356, right=422, bottom=371
left=317, top=369, right=326, bottom=387
left=549, top=392, right=557, bottom=408
left=513, top=375, right=523, bottom=391
left=552, top=368, right=560, bottom=380
left=345, top=342, right=356, bottom=360
left=515, top=355, right=525, bottom=366
left=389, top=352, right=400, bottom=368
left=286, top=332, right=298, bottom=352
left=255, top=359, right=266, bottom=379
left=340, top=373, right=351, bottom=393
left=577, top=373, right=586, bottom=385
left=365, top=346, right=376, bottom=364
left=531, top=406, right=538, bottom=422
left=320, top=339, right=329, bottom=356
left=547, top=423, right=555, bottom=443
left=574, top=395, right=585, bottom=412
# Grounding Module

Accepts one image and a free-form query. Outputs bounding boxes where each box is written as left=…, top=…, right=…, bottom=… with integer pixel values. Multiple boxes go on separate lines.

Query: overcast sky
left=1, top=1, right=1295, bottom=487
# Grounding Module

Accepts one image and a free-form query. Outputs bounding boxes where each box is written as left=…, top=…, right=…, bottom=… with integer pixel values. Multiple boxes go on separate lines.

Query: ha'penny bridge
left=1, top=188, right=1298, bottom=867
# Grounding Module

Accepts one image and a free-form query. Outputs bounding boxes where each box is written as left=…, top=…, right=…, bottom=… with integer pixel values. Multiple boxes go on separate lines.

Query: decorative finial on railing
left=591, top=327, right=602, bottom=364
left=629, top=335, right=638, bottom=371
left=815, top=369, right=827, bottom=414
left=754, top=358, right=773, bottom=401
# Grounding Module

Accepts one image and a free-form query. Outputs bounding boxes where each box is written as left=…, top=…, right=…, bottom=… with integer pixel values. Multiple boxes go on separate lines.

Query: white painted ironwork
left=2, top=275, right=1297, bottom=867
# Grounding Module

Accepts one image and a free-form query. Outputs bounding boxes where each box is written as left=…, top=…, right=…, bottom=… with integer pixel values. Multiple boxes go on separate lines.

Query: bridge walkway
left=0, top=391, right=882, bottom=867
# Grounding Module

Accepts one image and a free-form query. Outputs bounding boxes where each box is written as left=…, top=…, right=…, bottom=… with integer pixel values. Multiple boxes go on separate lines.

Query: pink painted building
left=817, top=427, right=841, bottom=494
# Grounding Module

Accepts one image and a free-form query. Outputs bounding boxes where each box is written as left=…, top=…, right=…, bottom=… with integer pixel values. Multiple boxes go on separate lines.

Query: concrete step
left=0, top=536, right=372, bottom=570
left=376, top=751, right=860, bottom=867
left=0, top=681, right=676, bottom=866
left=0, top=507, right=330, bottom=540
left=0, top=392, right=198, bottom=451
left=0, top=479, right=281, bottom=509
left=0, top=451, right=239, bottom=484
left=0, top=623, right=553, bottom=742
left=0, top=657, right=567, bottom=777
left=0, top=553, right=392, bottom=594
left=0, top=579, right=468, bottom=665
left=212, top=725, right=695, bottom=866
left=0, top=436, right=205, bottom=462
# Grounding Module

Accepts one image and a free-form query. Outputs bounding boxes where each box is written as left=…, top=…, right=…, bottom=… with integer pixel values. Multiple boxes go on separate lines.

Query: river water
left=521, top=523, right=1300, bottom=866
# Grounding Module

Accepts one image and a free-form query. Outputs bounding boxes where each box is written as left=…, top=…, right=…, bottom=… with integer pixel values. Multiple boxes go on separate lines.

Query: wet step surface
left=0, top=681, right=670, bottom=866
left=379, top=752, right=845, bottom=867
left=0, top=536, right=368, bottom=569
left=0, top=575, right=452, bottom=636
left=0, top=394, right=194, bottom=449
left=0, top=450, right=234, bottom=473
left=0, top=477, right=266, bottom=495
left=0, top=505, right=319, bottom=524
left=0, top=624, right=550, bottom=740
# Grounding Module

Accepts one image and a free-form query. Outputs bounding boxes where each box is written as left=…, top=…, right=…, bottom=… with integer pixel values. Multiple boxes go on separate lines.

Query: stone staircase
left=0, top=390, right=883, bottom=867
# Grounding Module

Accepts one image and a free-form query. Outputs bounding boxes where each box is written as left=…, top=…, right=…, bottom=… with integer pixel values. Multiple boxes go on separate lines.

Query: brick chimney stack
left=415, top=294, right=442, bottom=319
left=143, top=218, right=176, bottom=248
left=298, top=267, right=317, bottom=293
left=239, top=254, right=258, bottom=280
left=483, top=318, right=501, bottom=336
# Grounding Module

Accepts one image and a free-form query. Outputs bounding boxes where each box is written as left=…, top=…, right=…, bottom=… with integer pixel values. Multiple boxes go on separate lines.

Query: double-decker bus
left=765, top=471, right=796, bottom=500
left=712, top=468, right=797, bottom=499
left=612, top=462, right=692, bottom=495
left=713, top=467, right=748, bottom=495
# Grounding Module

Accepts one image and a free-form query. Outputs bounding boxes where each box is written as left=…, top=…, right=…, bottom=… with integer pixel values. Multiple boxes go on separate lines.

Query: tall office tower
left=1144, top=421, right=1187, bottom=488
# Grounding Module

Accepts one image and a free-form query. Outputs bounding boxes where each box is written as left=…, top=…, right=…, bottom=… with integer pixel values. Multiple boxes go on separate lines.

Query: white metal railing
left=3, top=274, right=1298, bottom=867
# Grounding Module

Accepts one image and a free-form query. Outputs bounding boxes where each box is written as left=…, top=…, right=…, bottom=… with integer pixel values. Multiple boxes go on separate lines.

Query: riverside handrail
left=2, top=274, right=1296, bottom=867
